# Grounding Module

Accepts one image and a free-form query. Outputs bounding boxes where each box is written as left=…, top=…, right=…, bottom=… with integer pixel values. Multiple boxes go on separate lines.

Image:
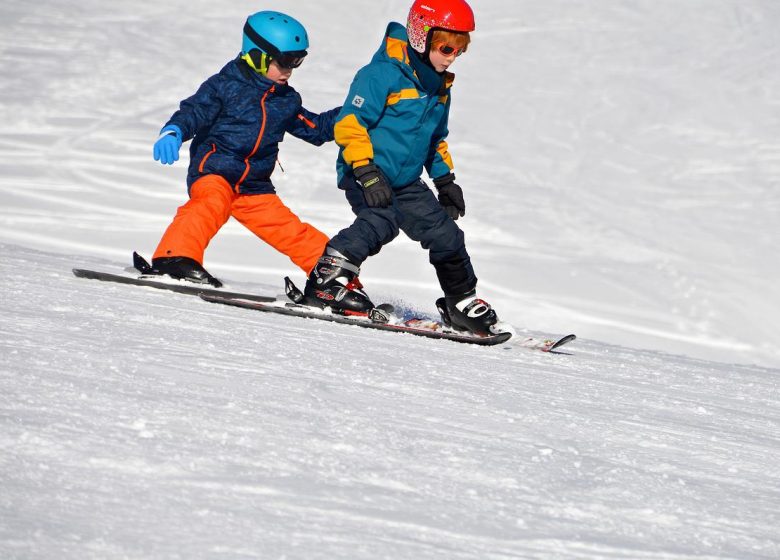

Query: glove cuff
left=353, top=162, right=378, bottom=180
left=159, top=124, right=182, bottom=142
left=433, top=172, right=456, bottom=188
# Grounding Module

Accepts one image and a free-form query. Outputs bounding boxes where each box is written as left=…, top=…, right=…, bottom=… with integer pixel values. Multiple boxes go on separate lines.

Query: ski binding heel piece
left=133, top=251, right=154, bottom=274
left=284, top=276, right=305, bottom=304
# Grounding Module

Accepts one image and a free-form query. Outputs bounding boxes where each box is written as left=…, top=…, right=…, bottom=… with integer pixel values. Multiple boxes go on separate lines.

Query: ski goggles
left=243, top=21, right=308, bottom=69
left=269, top=52, right=307, bottom=70
left=435, top=43, right=467, bottom=57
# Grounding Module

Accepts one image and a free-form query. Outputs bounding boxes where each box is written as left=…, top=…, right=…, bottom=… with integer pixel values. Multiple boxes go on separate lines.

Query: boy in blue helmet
left=149, top=11, right=339, bottom=286
left=302, top=0, right=501, bottom=336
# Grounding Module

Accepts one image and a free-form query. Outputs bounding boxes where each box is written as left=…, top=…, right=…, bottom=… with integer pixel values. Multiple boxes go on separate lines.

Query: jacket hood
left=371, top=22, right=454, bottom=94
left=370, top=22, right=419, bottom=82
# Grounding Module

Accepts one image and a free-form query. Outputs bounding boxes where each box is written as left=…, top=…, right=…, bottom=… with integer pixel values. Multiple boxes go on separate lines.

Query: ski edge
left=72, top=268, right=276, bottom=302
left=199, top=293, right=513, bottom=347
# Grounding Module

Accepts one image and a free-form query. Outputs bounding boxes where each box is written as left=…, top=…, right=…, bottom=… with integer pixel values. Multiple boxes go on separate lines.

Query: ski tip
left=550, top=333, right=577, bottom=351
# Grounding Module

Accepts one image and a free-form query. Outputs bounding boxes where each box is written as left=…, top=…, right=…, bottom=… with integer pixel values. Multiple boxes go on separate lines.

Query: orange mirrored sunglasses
left=435, top=43, right=466, bottom=57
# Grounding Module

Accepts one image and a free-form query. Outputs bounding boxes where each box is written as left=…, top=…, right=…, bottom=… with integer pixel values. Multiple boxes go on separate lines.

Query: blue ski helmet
left=242, top=11, right=309, bottom=68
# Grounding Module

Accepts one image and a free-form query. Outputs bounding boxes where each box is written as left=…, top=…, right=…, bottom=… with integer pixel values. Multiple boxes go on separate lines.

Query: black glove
left=354, top=163, right=393, bottom=208
left=433, top=173, right=465, bottom=220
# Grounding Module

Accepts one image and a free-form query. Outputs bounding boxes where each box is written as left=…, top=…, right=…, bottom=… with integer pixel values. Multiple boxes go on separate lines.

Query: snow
left=3, top=246, right=779, bottom=558
left=1, top=0, right=779, bottom=558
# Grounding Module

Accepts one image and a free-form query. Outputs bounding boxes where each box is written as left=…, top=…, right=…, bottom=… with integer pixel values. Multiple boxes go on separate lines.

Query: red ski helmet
left=406, top=0, right=476, bottom=54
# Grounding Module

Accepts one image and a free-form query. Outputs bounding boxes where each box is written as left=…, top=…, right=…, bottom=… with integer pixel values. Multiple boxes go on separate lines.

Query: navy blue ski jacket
left=165, top=57, right=340, bottom=195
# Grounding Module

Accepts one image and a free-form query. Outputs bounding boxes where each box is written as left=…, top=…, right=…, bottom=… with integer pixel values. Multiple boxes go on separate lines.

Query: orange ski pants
left=153, top=175, right=328, bottom=274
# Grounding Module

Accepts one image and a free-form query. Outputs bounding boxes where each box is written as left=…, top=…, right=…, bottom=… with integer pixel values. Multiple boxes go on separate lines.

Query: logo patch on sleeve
left=352, top=95, right=365, bottom=108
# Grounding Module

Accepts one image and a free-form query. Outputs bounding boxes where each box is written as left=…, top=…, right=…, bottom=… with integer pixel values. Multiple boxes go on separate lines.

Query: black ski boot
left=303, top=247, right=374, bottom=313
left=150, top=256, right=223, bottom=288
left=436, top=291, right=499, bottom=335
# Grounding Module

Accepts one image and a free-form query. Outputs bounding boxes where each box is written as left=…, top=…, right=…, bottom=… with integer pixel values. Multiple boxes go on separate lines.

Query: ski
left=72, top=252, right=276, bottom=303
left=517, top=333, right=577, bottom=352
left=73, top=253, right=576, bottom=351
left=199, top=292, right=577, bottom=350
left=199, top=293, right=512, bottom=346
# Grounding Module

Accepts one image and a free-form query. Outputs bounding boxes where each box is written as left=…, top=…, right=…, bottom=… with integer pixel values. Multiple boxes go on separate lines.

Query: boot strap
left=318, top=255, right=360, bottom=275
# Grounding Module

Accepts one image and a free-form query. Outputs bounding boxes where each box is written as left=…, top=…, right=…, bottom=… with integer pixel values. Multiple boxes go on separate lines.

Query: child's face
left=428, top=44, right=461, bottom=73
left=266, top=60, right=293, bottom=85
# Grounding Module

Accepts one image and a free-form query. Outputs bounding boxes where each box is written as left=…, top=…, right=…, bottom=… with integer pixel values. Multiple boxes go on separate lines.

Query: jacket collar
left=233, top=56, right=290, bottom=94
left=377, top=22, right=455, bottom=95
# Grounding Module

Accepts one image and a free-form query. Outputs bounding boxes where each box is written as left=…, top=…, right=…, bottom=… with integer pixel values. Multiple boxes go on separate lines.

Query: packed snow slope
left=1, top=0, right=780, bottom=558
left=0, top=0, right=778, bottom=367
left=2, top=244, right=780, bottom=559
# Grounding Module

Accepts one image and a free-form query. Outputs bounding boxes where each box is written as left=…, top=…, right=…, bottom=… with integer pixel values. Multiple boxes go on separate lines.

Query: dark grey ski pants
left=329, top=175, right=477, bottom=297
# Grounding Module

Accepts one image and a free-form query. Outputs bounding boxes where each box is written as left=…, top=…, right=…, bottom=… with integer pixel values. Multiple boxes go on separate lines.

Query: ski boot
left=303, top=247, right=374, bottom=313
left=436, top=290, right=499, bottom=336
left=150, top=256, right=223, bottom=288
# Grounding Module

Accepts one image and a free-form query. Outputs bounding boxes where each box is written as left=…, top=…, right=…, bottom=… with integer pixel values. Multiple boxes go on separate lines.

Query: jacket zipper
left=297, top=113, right=316, bottom=129
left=235, top=85, right=274, bottom=192
left=198, top=143, right=217, bottom=173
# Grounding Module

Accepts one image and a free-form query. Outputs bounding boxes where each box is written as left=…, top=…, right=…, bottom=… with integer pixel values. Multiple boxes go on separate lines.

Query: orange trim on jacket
left=435, top=140, right=454, bottom=171
left=297, top=113, right=316, bottom=129
left=198, top=143, right=217, bottom=173
left=386, top=88, right=420, bottom=106
left=334, top=113, right=374, bottom=167
left=235, top=86, right=274, bottom=192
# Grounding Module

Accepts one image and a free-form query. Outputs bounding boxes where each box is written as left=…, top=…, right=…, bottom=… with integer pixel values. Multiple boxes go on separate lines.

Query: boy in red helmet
left=302, top=0, right=502, bottom=335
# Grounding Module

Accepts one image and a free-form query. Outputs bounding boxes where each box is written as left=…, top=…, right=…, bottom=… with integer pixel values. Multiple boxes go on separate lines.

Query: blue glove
left=153, top=124, right=183, bottom=165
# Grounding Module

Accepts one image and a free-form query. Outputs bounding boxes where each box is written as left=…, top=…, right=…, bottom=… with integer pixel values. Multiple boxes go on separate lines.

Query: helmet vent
left=407, top=0, right=475, bottom=54
left=243, top=10, right=310, bottom=55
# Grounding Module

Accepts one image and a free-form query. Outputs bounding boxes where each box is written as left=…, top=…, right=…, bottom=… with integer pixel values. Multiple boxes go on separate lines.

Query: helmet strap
left=243, top=50, right=269, bottom=75
left=424, top=27, right=435, bottom=58
left=416, top=26, right=439, bottom=68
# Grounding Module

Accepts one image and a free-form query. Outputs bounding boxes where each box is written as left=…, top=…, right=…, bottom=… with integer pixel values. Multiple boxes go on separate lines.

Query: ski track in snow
left=2, top=245, right=779, bottom=559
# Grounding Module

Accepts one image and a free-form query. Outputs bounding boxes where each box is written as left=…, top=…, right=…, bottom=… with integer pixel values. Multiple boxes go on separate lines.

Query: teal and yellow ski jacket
left=335, top=22, right=456, bottom=188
